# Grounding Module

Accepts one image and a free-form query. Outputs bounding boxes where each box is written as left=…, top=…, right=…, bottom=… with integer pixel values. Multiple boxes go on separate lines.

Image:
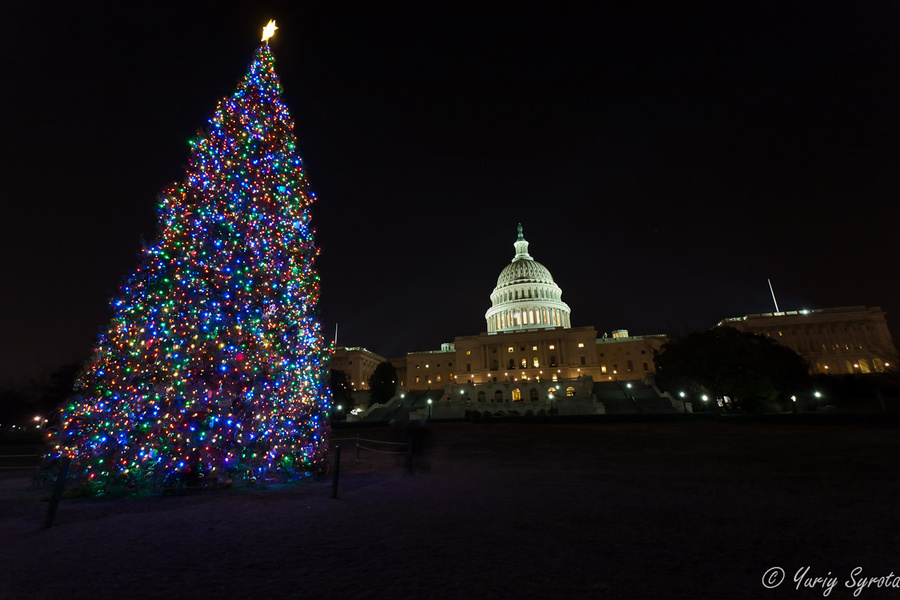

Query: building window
left=552, top=374, right=558, bottom=382
left=494, top=390, right=503, bottom=402
left=566, top=386, right=575, bottom=397
left=512, top=389, right=522, bottom=401
left=529, top=388, right=539, bottom=402
left=601, top=365, right=607, bottom=373
left=578, top=343, right=584, bottom=348
left=549, top=344, right=555, bottom=350
left=521, top=358, right=527, bottom=368
left=532, top=345, right=538, bottom=351
left=466, top=363, right=471, bottom=372
left=436, top=375, right=442, bottom=382
left=643, top=362, right=649, bottom=371
left=550, top=356, right=557, bottom=367
left=580, top=356, right=586, bottom=365
left=508, top=347, right=514, bottom=353
left=509, top=359, right=515, bottom=369
left=627, top=360, right=633, bottom=372
left=533, top=357, right=540, bottom=368
left=466, top=350, right=471, bottom=355
left=415, top=376, right=420, bottom=383
left=477, top=391, right=486, bottom=402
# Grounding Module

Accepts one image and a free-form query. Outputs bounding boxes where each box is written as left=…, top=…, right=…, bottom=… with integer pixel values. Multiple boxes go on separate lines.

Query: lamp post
left=427, top=398, right=433, bottom=419
left=678, top=391, right=687, bottom=413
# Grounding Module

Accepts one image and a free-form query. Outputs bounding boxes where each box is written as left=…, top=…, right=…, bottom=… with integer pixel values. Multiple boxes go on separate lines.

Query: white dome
left=485, top=224, right=571, bottom=333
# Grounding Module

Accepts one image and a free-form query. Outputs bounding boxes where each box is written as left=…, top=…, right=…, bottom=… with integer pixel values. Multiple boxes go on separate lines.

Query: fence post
left=331, top=445, right=341, bottom=499
left=407, top=434, right=414, bottom=474
left=45, top=457, right=70, bottom=529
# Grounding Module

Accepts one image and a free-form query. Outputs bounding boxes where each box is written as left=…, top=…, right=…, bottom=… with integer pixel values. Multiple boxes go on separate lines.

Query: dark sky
left=3, top=1, right=900, bottom=382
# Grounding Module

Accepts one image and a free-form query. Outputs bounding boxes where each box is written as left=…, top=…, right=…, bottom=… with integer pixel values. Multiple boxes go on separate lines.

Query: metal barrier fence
left=330, top=434, right=409, bottom=457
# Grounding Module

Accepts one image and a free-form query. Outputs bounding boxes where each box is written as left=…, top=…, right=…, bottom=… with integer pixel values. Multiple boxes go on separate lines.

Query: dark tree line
left=654, top=327, right=810, bottom=413
left=0, top=363, right=82, bottom=429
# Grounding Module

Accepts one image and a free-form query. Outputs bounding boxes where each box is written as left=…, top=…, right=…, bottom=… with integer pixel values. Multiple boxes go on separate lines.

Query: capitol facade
left=335, top=224, right=674, bottom=418
left=333, top=225, right=899, bottom=419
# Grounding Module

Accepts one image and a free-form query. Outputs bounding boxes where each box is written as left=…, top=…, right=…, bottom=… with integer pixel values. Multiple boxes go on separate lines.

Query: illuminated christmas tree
left=51, top=22, right=331, bottom=493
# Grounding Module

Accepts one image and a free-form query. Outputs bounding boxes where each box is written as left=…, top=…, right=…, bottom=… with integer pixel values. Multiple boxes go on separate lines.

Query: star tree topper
left=262, top=19, right=278, bottom=43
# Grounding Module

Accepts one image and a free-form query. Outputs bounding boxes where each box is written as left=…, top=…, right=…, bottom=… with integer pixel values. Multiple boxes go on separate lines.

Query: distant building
left=332, top=225, right=675, bottom=418
left=329, top=346, right=385, bottom=392
left=717, top=306, right=899, bottom=374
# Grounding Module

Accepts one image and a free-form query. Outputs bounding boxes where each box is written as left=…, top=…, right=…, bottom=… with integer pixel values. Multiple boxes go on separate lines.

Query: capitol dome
left=485, top=224, right=571, bottom=333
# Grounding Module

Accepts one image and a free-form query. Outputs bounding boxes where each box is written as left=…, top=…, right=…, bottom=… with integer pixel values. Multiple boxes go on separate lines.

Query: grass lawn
left=1, top=418, right=899, bottom=599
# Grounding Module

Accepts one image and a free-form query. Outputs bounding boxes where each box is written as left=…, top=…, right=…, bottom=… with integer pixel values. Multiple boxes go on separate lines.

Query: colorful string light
left=49, top=42, right=331, bottom=493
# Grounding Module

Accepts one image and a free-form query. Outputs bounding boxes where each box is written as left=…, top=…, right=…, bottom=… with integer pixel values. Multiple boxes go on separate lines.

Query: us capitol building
left=332, top=225, right=675, bottom=417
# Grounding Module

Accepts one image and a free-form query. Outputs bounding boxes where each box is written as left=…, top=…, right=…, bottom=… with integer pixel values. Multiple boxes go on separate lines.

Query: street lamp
left=427, top=398, right=433, bottom=419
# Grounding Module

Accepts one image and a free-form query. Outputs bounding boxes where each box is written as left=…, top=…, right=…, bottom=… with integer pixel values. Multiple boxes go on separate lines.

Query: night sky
left=3, top=1, right=900, bottom=382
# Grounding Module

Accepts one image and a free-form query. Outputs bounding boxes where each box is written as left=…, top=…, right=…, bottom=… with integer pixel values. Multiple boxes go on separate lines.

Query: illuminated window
left=415, top=376, right=420, bottom=383
left=521, top=358, right=527, bottom=368
left=552, top=374, right=558, bottom=382
left=601, top=365, right=607, bottom=373
left=533, top=357, right=539, bottom=368
left=578, top=343, right=584, bottom=348
left=466, top=350, right=471, bottom=355
left=512, top=389, right=522, bottom=401
left=532, top=345, right=538, bottom=351
left=858, top=359, right=871, bottom=374
left=436, top=375, right=441, bottom=382
left=549, top=344, right=555, bottom=350
left=566, top=386, right=575, bottom=397
left=508, top=347, right=514, bottom=353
